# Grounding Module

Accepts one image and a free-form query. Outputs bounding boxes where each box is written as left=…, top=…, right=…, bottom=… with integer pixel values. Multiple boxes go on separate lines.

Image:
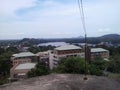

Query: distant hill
left=18, top=34, right=120, bottom=45
left=100, top=34, right=120, bottom=39
left=97, top=34, right=120, bottom=44
left=75, top=36, right=84, bottom=38
left=1, top=34, right=119, bottom=46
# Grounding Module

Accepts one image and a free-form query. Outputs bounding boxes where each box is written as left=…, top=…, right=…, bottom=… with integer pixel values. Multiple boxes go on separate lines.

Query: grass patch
left=108, top=73, right=120, bottom=78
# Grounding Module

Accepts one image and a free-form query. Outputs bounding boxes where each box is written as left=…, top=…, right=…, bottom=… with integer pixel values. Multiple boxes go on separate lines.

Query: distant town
left=0, top=34, right=120, bottom=85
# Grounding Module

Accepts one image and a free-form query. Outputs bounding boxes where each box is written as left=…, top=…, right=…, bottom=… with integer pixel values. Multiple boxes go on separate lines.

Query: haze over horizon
left=0, top=0, right=120, bottom=39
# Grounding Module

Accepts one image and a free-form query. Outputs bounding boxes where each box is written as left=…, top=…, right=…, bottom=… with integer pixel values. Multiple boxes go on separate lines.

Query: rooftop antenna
left=77, top=0, right=88, bottom=80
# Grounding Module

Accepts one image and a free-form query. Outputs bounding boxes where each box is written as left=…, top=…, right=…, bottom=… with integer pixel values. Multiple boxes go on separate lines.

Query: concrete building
left=36, top=51, right=49, bottom=68
left=90, top=48, right=109, bottom=61
left=10, top=47, right=109, bottom=78
left=10, top=63, right=36, bottom=79
left=11, top=52, right=36, bottom=66
left=10, top=52, right=37, bottom=79
left=49, top=45, right=84, bottom=69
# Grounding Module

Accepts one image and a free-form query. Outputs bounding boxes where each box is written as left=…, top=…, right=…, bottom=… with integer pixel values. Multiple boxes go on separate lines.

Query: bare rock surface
left=0, top=74, right=120, bottom=90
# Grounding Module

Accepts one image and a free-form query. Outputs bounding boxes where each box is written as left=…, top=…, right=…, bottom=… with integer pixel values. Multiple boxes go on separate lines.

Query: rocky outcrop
left=0, top=74, right=120, bottom=90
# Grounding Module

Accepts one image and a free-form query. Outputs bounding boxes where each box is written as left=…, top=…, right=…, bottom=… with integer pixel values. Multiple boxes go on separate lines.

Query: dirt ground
left=0, top=74, right=120, bottom=90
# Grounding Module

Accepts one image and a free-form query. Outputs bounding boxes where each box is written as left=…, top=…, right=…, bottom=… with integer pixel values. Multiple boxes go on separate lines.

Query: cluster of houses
left=10, top=45, right=109, bottom=79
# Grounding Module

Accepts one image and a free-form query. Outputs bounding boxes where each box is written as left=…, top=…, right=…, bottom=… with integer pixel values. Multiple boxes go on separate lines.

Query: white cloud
left=0, top=0, right=37, bottom=16
left=0, top=0, right=120, bottom=39
left=0, top=32, right=25, bottom=39
left=17, top=1, right=78, bottom=21
left=0, top=32, right=25, bottom=36
left=98, top=28, right=111, bottom=32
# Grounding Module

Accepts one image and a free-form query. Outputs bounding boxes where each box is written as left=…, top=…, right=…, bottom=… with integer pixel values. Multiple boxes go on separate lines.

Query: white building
left=10, top=63, right=36, bottom=79
left=49, top=45, right=84, bottom=69
left=10, top=52, right=37, bottom=79
left=36, top=51, right=49, bottom=67
left=11, top=52, right=36, bottom=66
left=91, top=48, right=109, bottom=61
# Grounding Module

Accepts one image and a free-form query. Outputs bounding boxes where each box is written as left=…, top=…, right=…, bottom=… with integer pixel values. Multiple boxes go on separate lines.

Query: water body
left=38, top=42, right=69, bottom=47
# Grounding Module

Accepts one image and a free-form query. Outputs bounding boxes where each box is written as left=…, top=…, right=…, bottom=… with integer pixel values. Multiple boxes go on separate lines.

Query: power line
left=77, top=0, right=88, bottom=80
left=77, top=0, right=87, bottom=35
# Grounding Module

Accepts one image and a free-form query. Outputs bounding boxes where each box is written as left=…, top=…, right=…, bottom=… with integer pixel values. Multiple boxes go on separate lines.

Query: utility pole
left=77, top=0, right=88, bottom=80
left=84, top=33, right=88, bottom=80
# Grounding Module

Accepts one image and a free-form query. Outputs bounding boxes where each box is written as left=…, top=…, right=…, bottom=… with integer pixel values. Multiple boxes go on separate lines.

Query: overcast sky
left=0, top=0, right=120, bottom=39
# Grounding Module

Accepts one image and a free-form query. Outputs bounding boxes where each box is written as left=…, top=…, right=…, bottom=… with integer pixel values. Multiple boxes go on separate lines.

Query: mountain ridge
left=0, top=34, right=120, bottom=45
left=100, top=34, right=120, bottom=38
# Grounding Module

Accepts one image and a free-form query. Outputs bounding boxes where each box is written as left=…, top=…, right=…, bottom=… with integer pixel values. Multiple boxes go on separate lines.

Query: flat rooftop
left=12, top=52, right=35, bottom=58
left=91, top=48, right=108, bottom=53
left=55, top=45, right=82, bottom=51
left=15, top=63, right=36, bottom=70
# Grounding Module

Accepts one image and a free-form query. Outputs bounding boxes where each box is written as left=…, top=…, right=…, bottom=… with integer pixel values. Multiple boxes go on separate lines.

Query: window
left=74, top=54, right=77, bottom=57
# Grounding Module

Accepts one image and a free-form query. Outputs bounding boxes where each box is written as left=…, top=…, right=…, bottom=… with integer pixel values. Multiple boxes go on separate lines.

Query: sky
left=0, top=0, right=120, bottom=39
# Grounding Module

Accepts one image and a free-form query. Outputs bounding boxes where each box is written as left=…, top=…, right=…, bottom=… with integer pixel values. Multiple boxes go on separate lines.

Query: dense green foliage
left=104, top=46, right=120, bottom=56
left=0, top=48, right=5, bottom=55
left=0, top=47, right=19, bottom=85
left=28, top=46, right=40, bottom=53
left=54, top=57, right=108, bottom=76
left=28, top=46, right=55, bottom=53
left=54, top=57, right=86, bottom=74
left=104, top=46, right=120, bottom=74
left=0, top=48, right=17, bottom=76
left=6, top=47, right=19, bottom=53
left=27, top=62, right=50, bottom=78
left=39, top=46, right=55, bottom=51
left=89, top=58, right=107, bottom=76
left=107, top=54, right=120, bottom=73
left=0, top=78, right=9, bottom=85
left=0, top=52, right=12, bottom=76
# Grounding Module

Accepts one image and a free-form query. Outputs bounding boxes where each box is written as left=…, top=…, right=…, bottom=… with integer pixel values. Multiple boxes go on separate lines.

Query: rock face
left=0, top=74, right=120, bottom=90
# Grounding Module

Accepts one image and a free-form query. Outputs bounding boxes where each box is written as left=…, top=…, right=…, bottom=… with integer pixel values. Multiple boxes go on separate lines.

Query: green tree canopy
left=107, top=54, right=120, bottom=73
left=6, top=47, right=19, bottom=53
left=0, top=48, right=5, bottom=55
left=55, top=57, right=86, bottom=74
left=89, top=58, right=107, bottom=76
left=39, top=45, right=55, bottom=51
left=27, top=62, right=50, bottom=78
left=28, top=46, right=40, bottom=53
left=0, top=52, right=13, bottom=76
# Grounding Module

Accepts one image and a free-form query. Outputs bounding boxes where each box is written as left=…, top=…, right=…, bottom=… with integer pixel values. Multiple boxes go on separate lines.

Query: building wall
left=49, top=51, right=54, bottom=70
left=37, top=52, right=49, bottom=68
left=12, top=58, right=32, bottom=66
left=10, top=54, right=37, bottom=79
left=11, top=56, right=37, bottom=66
left=91, top=51, right=109, bottom=61
left=11, top=69, right=32, bottom=79
left=49, top=49, right=84, bottom=69
left=55, top=49, right=81, bottom=55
